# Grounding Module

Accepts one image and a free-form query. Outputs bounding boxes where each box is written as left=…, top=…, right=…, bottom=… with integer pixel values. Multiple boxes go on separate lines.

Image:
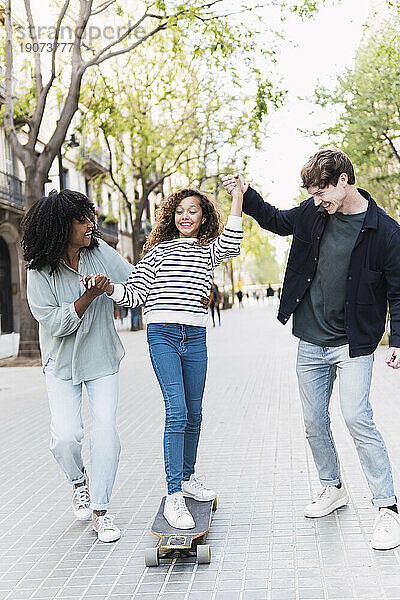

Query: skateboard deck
left=145, top=496, right=217, bottom=566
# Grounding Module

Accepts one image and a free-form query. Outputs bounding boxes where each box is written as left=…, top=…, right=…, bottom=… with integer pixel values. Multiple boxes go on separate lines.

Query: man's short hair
left=301, top=149, right=356, bottom=189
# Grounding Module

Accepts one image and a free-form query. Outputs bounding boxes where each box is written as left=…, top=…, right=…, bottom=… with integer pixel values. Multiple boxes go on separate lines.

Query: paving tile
left=1, top=305, right=399, bottom=600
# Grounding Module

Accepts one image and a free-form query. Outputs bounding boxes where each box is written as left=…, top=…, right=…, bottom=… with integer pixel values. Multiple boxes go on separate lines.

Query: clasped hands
left=81, top=274, right=209, bottom=309
left=222, top=173, right=249, bottom=196
left=80, top=274, right=113, bottom=299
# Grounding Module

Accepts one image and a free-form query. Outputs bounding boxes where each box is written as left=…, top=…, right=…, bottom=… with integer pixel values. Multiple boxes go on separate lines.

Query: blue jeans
left=296, top=340, right=396, bottom=507
left=147, top=323, right=208, bottom=494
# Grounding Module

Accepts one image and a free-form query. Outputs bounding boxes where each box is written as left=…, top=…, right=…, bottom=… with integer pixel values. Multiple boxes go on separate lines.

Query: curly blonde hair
left=142, top=188, right=223, bottom=255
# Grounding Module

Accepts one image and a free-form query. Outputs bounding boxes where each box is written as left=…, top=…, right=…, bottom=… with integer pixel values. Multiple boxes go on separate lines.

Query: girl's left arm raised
left=210, top=185, right=244, bottom=269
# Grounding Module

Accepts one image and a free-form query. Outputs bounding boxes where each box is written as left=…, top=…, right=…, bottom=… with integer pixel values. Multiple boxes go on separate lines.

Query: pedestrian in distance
left=209, top=282, right=222, bottom=326
left=22, top=189, right=133, bottom=543
left=266, top=283, right=274, bottom=300
left=96, top=186, right=244, bottom=529
left=236, top=289, right=244, bottom=308
left=126, top=256, right=140, bottom=331
left=223, top=148, right=400, bottom=550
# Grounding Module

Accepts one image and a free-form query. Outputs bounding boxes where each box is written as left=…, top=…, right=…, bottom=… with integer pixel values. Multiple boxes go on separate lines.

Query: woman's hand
left=75, top=273, right=111, bottom=318
left=81, top=274, right=111, bottom=300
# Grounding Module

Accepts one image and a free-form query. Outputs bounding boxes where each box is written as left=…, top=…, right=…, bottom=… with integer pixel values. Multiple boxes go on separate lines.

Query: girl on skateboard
left=97, top=186, right=243, bottom=529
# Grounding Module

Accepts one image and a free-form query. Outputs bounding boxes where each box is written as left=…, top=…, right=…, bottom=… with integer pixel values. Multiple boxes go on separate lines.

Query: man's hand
left=222, top=173, right=249, bottom=196
left=200, top=296, right=210, bottom=309
left=385, top=347, right=400, bottom=369
left=81, top=273, right=110, bottom=300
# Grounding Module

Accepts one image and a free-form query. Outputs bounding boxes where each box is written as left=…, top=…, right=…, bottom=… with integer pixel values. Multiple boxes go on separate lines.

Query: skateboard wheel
left=212, top=497, right=218, bottom=511
left=197, top=544, right=211, bottom=564
left=145, top=547, right=159, bottom=567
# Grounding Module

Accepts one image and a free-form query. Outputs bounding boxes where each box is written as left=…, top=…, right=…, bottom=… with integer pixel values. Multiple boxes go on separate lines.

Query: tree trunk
left=130, top=220, right=144, bottom=330
left=132, top=221, right=143, bottom=265
left=228, top=260, right=235, bottom=304
left=18, top=171, right=45, bottom=357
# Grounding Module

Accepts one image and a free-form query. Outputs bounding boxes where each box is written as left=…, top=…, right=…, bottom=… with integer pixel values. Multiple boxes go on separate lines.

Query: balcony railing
left=97, top=215, right=118, bottom=240
left=0, top=171, right=25, bottom=209
left=81, top=147, right=110, bottom=177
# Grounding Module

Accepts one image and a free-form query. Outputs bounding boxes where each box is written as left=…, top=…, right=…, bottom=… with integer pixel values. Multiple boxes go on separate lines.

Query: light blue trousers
left=45, top=359, right=120, bottom=510
left=296, top=340, right=396, bottom=507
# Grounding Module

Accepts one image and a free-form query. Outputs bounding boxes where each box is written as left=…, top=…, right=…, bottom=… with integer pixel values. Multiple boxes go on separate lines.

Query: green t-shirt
left=292, top=211, right=366, bottom=347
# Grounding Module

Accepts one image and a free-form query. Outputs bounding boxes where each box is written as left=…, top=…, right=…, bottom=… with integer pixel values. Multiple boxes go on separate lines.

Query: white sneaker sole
left=304, top=495, right=349, bottom=518
left=372, top=539, right=400, bottom=550
left=182, top=491, right=217, bottom=502
left=372, top=535, right=400, bottom=551
left=92, top=525, right=121, bottom=543
left=73, top=509, right=92, bottom=521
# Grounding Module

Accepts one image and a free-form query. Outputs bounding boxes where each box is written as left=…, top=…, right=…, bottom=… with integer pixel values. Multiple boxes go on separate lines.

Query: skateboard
left=144, top=496, right=217, bottom=566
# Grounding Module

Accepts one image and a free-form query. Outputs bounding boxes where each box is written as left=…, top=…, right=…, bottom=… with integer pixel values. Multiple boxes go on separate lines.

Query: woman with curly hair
left=99, top=186, right=243, bottom=528
left=22, top=189, right=132, bottom=543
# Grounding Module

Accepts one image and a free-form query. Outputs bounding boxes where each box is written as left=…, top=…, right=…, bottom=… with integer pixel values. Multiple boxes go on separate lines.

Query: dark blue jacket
left=243, top=186, right=400, bottom=357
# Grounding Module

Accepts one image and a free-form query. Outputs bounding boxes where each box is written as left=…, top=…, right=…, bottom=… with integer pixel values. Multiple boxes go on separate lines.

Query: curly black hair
left=143, top=188, right=223, bottom=255
left=21, top=189, right=100, bottom=274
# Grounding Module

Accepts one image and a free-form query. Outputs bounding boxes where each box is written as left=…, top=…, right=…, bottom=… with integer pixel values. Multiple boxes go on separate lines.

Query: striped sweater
left=110, top=215, right=243, bottom=327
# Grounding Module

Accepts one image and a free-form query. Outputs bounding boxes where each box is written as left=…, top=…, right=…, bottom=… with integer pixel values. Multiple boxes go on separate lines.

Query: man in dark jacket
left=223, top=149, right=400, bottom=550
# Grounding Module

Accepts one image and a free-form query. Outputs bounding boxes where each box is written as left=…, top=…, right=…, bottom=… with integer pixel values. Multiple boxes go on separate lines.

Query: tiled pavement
left=1, top=302, right=399, bottom=600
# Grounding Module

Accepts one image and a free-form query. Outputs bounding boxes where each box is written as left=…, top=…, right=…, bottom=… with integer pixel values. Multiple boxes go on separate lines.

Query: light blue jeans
left=44, top=359, right=120, bottom=510
left=296, top=340, right=396, bottom=507
left=147, top=323, right=208, bottom=495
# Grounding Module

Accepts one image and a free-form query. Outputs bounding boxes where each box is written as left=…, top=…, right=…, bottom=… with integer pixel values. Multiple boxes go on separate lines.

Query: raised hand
left=222, top=173, right=249, bottom=196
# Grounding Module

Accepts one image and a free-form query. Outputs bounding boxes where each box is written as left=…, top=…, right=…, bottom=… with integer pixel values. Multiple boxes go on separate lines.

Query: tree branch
left=84, top=0, right=234, bottom=70
left=102, top=128, right=129, bottom=204
left=38, top=0, right=93, bottom=173
left=3, top=0, right=27, bottom=165
left=23, top=0, right=43, bottom=98
left=84, top=18, right=167, bottom=69
left=382, top=132, right=400, bottom=165
left=193, top=4, right=262, bottom=23
left=91, top=0, right=116, bottom=16
left=146, top=0, right=226, bottom=20
left=83, top=11, right=150, bottom=66
left=74, top=0, right=93, bottom=72
left=28, top=0, right=70, bottom=149
left=146, top=147, right=218, bottom=196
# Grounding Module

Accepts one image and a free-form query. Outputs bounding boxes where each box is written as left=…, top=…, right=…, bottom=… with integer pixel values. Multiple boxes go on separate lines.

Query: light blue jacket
left=27, top=239, right=133, bottom=384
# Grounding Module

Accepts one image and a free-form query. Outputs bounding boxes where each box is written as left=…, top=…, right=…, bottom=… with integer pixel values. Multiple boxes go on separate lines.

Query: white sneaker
left=72, top=481, right=91, bottom=521
left=163, top=492, right=195, bottom=529
left=92, top=513, right=121, bottom=543
left=182, top=474, right=217, bottom=502
left=304, top=484, right=349, bottom=518
left=372, top=508, right=400, bottom=550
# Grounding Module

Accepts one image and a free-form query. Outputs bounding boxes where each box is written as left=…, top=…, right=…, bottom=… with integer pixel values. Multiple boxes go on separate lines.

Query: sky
left=239, top=0, right=371, bottom=262
left=246, top=0, right=370, bottom=208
